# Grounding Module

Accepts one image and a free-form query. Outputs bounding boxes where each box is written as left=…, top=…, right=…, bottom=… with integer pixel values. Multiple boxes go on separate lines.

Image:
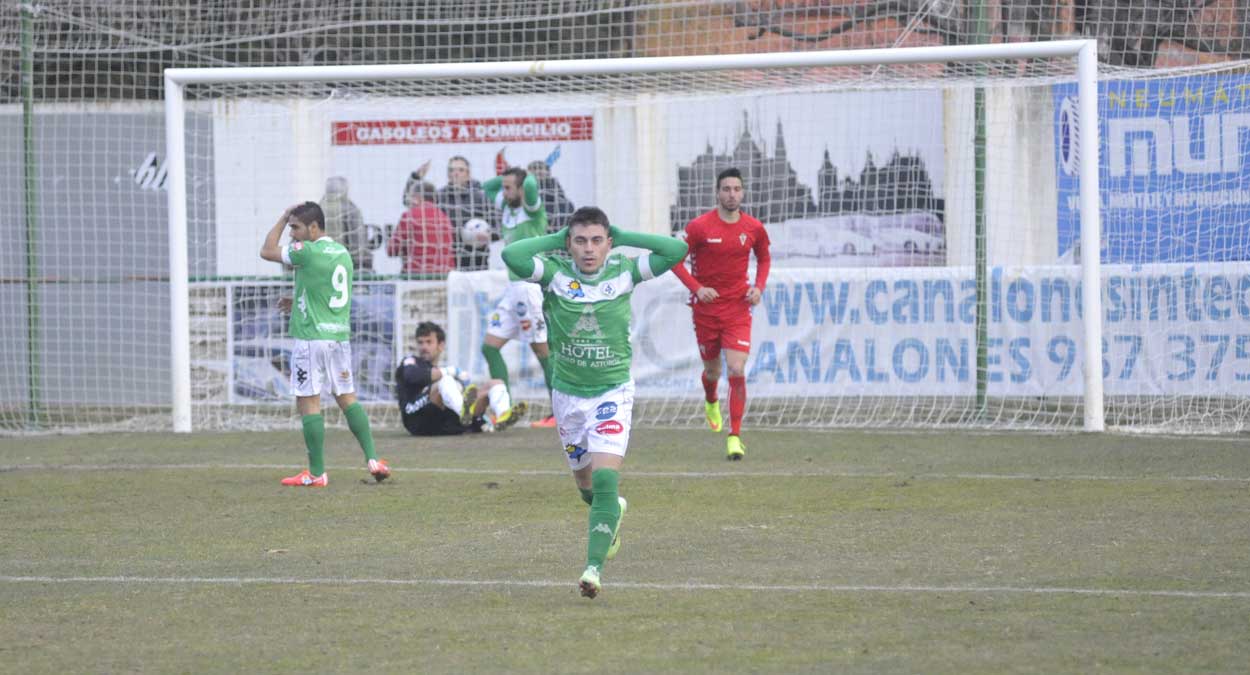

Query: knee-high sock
left=586, top=468, right=621, bottom=569
left=343, top=402, right=377, bottom=462
left=481, top=343, right=509, bottom=390
left=537, top=353, right=553, bottom=395
left=728, top=375, right=747, bottom=436
left=701, top=371, right=719, bottom=403
left=301, top=413, right=326, bottom=476
left=436, top=376, right=465, bottom=417
left=486, top=383, right=511, bottom=419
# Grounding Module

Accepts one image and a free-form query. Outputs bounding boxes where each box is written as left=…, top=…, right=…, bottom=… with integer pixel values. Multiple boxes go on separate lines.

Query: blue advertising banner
left=1055, top=75, right=1250, bottom=263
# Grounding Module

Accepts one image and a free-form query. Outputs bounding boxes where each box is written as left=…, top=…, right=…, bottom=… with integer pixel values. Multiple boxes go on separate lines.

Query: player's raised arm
left=608, top=226, right=688, bottom=280
left=501, top=228, right=568, bottom=280
left=520, top=172, right=542, bottom=212
left=259, top=206, right=293, bottom=262
left=482, top=174, right=503, bottom=203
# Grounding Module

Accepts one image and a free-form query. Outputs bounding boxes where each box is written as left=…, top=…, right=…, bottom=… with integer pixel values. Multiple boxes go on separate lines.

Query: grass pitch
left=2, top=426, right=1248, bottom=673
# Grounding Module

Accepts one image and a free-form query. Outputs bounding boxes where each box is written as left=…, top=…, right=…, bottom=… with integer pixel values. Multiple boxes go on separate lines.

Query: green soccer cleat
left=726, top=435, right=745, bottom=461
left=459, top=384, right=479, bottom=426
left=606, top=496, right=627, bottom=561
left=705, top=400, right=723, bottom=433
left=579, top=565, right=602, bottom=599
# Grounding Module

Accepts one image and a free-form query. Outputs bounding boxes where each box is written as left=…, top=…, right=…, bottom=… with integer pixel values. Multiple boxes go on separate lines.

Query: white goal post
left=164, top=40, right=1105, bottom=434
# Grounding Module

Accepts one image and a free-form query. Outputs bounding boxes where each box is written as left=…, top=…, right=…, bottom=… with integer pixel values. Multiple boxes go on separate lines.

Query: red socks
left=701, top=372, right=719, bottom=403
left=728, top=375, right=746, bottom=436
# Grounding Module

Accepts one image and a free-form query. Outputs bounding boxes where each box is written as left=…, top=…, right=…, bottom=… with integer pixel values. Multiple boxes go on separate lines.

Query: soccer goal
left=151, top=40, right=1136, bottom=434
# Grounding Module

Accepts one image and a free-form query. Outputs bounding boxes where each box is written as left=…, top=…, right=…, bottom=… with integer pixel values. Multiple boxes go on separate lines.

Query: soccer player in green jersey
left=502, top=206, right=688, bottom=598
left=260, top=202, right=387, bottom=487
left=481, top=167, right=557, bottom=428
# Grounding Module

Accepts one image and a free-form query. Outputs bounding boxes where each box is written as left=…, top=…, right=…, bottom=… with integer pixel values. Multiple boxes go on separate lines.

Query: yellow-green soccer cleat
left=726, top=435, right=745, bottom=461
left=606, top=496, right=627, bottom=561
left=492, top=401, right=528, bottom=432
left=705, top=400, right=723, bottom=433
left=579, top=565, right=602, bottom=599
left=459, top=384, right=479, bottom=426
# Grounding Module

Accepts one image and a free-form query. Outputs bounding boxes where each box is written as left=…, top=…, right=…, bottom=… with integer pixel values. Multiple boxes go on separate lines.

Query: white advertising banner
left=448, top=262, right=1250, bottom=399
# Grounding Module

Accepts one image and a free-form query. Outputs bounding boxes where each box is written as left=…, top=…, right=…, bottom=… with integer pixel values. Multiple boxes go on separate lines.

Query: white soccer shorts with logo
left=486, top=280, right=548, bottom=344
left=552, top=380, right=634, bottom=470
left=289, top=339, right=356, bottom=398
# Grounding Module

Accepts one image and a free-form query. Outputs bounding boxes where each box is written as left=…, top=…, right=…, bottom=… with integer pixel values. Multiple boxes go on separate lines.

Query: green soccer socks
left=301, top=413, right=326, bottom=476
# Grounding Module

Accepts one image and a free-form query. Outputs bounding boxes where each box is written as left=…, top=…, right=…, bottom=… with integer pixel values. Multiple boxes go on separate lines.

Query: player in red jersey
left=671, top=167, right=771, bottom=460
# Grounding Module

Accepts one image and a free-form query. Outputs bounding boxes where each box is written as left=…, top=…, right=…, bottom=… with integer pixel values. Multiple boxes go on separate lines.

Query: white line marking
left=1, top=575, right=1247, bottom=599
left=1, top=463, right=1248, bottom=483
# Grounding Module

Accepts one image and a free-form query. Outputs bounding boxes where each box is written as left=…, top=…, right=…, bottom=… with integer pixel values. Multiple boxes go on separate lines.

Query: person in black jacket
left=395, top=321, right=526, bottom=436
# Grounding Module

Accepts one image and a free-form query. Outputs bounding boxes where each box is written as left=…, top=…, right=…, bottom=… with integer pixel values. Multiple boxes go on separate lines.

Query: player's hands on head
left=696, top=286, right=720, bottom=303
left=277, top=297, right=293, bottom=313
left=745, top=287, right=762, bottom=306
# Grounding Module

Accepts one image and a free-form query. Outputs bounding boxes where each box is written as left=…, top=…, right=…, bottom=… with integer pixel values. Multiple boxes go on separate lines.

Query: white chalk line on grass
left=1, top=574, right=1247, bottom=599
left=2, top=462, right=1249, bottom=483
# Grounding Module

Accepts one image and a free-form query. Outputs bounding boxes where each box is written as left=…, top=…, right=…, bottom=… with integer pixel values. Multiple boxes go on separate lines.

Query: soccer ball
left=461, top=218, right=492, bottom=248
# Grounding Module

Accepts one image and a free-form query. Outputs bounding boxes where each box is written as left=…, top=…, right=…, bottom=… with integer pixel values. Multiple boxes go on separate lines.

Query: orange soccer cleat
left=280, top=469, right=328, bottom=487
left=368, top=458, right=390, bottom=483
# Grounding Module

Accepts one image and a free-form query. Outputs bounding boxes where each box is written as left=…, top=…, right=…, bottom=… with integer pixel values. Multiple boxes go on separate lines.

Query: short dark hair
left=448, top=155, right=470, bottom=168
left=415, top=321, right=446, bottom=343
left=502, top=166, right=528, bottom=184
left=716, top=167, right=744, bottom=190
left=290, top=201, right=325, bottom=230
left=568, top=206, right=610, bottom=233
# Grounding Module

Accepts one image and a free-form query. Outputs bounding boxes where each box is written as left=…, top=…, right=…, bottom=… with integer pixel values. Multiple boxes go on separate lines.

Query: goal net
left=152, top=41, right=1123, bottom=434
left=4, top=13, right=1249, bottom=435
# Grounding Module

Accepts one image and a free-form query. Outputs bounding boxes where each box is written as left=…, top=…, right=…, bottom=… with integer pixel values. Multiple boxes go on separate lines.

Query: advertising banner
left=1055, top=74, right=1250, bottom=263
left=448, top=263, right=1250, bottom=399
left=229, top=282, right=397, bottom=403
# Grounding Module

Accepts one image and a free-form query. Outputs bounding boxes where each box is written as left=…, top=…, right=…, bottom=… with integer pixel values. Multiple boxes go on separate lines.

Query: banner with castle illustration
left=664, top=90, right=947, bottom=267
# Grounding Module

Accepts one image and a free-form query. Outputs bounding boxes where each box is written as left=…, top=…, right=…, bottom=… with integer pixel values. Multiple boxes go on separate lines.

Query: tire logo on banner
left=1058, top=96, right=1079, bottom=177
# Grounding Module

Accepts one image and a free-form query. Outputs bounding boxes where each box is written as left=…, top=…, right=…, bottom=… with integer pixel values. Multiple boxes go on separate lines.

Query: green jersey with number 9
left=284, top=237, right=353, bottom=341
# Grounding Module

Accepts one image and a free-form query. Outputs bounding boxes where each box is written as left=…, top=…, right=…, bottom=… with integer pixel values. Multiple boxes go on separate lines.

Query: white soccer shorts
left=552, top=380, right=634, bottom=471
left=289, top=339, right=355, bottom=398
left=485, top=280, right=548, bottom=344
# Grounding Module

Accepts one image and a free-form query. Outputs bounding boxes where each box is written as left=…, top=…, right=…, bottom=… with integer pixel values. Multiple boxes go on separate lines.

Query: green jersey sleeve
left=608, top=227, right=689, bottom=283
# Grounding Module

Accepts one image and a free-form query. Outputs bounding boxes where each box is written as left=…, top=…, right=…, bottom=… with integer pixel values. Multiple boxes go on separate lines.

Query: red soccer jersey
left=672, top=209, right=771, bottom=316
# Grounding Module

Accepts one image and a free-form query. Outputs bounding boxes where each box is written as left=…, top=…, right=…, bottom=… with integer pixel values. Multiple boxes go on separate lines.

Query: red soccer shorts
left=693, top=309, right=753, bottom=361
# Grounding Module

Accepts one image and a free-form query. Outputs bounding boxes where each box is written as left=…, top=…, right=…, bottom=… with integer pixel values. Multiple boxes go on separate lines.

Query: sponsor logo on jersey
left=737, top=340, right=750, bottom=347
left=707, top=238, right=722, bottom=243
left=489, top=312, right=502, bottom=327
left=595, top=420, right=624, bottom=435
left=291, top=241, right=304, bottom=251
left=739, top=233, right=748, bottom=246
left=571, top=306, right=604, bottom=337
left=595, top=401, right=617, bottom=420
left=566, top=279, right=584, bottom=299
left=601, top=283, right=615, bottom=297
left=515, top=301, right=527, bottom=317
left=564, top=444, right=587, bottom=461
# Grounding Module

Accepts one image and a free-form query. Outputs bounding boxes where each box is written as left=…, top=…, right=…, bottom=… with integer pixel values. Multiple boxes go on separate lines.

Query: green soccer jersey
left=502, top=225, right=689, bottom=398
left=284, top=237, right=353, bottom=341
left=484, top=173, right=548, bottom=281
left=532, top=253, right=641, bottom=397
